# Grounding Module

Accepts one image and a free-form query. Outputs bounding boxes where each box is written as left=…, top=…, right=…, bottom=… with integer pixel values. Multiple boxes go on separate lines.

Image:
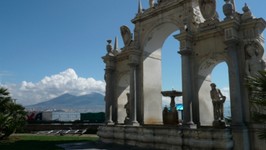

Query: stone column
left=178, top=50, right=194, bottom=125
left=225, top=39, right=250, bottom=150
left=105, top=68, right=115, bottom=125
left=103, top=55, right=115, bottom=125
left=128, top=55, right=140, bottom=126
left=226, top=41, right=244, bottom=125
left=175, top=33, right=195, bottom=126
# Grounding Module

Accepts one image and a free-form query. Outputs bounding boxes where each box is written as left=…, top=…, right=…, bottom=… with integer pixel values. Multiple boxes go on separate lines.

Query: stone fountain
left=161, top=90, right=182, bottom=125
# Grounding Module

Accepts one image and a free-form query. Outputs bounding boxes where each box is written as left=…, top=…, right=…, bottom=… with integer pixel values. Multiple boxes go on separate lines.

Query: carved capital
left=127, top=49, right=141, bottom=66
left=178, top=50, right=192, bottom=56
left=128, top=55, right=139, bottom=66
left=240, top=18, right=266, bottom=43
left=174, top=32, right=193, bottom=51
left=224, top=27, right=239, bottom=42
left=220, top=19, right=240, bottom=42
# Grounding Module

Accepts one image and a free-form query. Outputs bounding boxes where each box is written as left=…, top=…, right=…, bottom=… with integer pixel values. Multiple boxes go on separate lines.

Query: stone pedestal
left=213, top=120, right=226, bottom=128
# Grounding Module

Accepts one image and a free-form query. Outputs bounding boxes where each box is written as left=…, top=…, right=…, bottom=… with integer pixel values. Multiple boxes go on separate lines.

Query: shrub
left=0, top=87, right=26, bottom=140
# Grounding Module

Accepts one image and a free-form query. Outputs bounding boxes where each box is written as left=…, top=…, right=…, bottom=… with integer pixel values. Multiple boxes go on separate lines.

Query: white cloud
left=1, top=68, right=105, bottom=106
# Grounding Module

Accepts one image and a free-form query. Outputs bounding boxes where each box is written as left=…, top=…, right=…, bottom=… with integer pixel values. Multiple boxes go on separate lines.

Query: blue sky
left=0, top=0, right=137, bottom=83
left=0, top=0, right=265, bottom=106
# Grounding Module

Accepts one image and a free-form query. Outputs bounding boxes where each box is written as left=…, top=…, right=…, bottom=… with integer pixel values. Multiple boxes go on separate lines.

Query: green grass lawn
left=0, top=134, right=98, bottom=150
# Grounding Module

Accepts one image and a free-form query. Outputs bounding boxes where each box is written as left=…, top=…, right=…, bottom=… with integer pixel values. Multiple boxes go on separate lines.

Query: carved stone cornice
left=102, top=54, right=116, bottom=70
left=239, top=18, right=266, bottom=42
left=241, top=18, right=266, bottom=31
left=116, top=51, right=129, bottom=62
left=198, top=19, right=220, bottom=32
left=193, top=19, right=240, bottom=42
left=115, top=45, right=141, bottom=62
left=102, top=54, right=115, bottom=61
left=220, top=18, right=240, bottom=29
left=131, top=0, right=185, bottom=24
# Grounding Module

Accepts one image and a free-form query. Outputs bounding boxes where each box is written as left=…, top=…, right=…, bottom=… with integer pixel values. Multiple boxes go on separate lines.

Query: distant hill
left=26, top=93, right=105, bottom=112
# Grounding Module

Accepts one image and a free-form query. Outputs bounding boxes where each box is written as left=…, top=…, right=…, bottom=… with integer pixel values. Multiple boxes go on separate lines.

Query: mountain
left=26, top=93, right=105, bottom=112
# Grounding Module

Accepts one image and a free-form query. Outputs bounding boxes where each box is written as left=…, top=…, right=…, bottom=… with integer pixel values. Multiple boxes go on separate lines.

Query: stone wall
left=97, top=125, right=233, bottom=150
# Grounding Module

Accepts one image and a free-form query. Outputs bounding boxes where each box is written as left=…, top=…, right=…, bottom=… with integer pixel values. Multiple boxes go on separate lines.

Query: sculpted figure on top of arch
left=199, top=0, right=217, bottom=21
left=245, top=42, right=266, bottom=76
left=149, top=0, right=155, bottom=8
left=120, top=25, right=132, bottom=47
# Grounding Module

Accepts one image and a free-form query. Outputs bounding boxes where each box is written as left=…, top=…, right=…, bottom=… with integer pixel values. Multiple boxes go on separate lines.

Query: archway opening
left=211, top=62, right=231, bottom=123
left=198, top=61, right=231, bottom=126
left=161, top=31, right=182, bottom=116
left=142, top=22, right=180, bottom=124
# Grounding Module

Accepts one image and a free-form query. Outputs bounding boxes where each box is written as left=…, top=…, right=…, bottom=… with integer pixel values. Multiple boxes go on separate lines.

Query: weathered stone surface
left=98, top=126, right=234, bottom=150
left=101, top=0, right=266, bottom=150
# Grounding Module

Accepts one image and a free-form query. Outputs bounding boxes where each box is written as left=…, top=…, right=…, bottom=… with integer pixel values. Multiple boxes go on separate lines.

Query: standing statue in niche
left=210, top=83, right=226, bottom=126
left=199, top=0, right=217, bottom=21
left=124, top=93, right=130, bottom=124
left=245, top=43, right=265, bottom=76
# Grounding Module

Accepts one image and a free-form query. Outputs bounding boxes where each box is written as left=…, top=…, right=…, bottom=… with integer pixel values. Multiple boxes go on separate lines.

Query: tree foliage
left=0, top=87, right=26, bottom=140
left=246, top=71, right=266, bottom=139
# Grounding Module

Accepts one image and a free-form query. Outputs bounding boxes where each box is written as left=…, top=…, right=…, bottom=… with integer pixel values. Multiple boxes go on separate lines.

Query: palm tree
left=0, top=87, right=26, bottom=140
left=246, top=70, right=266, bottom=139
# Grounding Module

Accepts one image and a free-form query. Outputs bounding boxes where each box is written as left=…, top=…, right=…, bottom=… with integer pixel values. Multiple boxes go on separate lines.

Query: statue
left=241, top=3, right=253, bottom=21
left=223, top=0, right=235, bottom=20
left=162, top=106, right=169, bottom=124
left=199, top=0, right=217, bottom=21
left=210, top=83, right=226, bottom=126
left=120, top=25, right=132, bottom=47
left=124, top=93, right=130, bottom=124
left=149, top=0, right=155, bottom=8
left=245, top=43, right=265, bottom=76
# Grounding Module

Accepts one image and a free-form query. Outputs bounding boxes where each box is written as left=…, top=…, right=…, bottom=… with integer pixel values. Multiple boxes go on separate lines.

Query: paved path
left=57, top=141, right=150, bottom=150
left=15, top=133, right=150, bottom=150
left=57, top=134, right=151, bottom=150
